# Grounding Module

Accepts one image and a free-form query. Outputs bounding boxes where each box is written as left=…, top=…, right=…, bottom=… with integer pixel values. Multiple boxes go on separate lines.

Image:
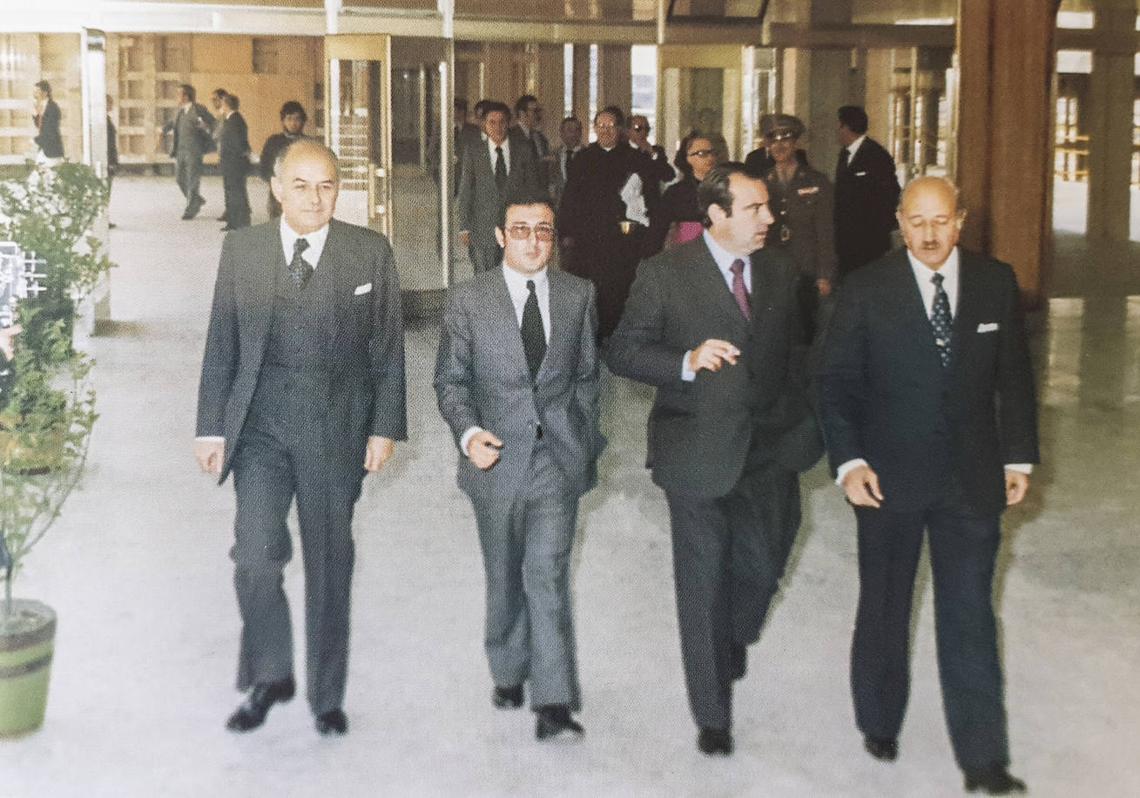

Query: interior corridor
left=1, top=174, right=1137, bottom=797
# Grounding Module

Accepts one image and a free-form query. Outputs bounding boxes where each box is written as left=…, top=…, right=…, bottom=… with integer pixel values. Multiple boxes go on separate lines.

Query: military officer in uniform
left=760, top=114, right=837, bottom=343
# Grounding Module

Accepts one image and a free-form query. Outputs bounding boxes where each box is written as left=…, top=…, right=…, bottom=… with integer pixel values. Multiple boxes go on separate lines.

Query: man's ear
left=494, top=226, right=506, bottom=248
left=707, top=203, right=727, bottom=226
left=955, top=209, right=967, bottom=229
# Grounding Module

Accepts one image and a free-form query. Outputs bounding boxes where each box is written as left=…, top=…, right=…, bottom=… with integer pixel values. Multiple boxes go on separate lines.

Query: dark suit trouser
left=175, top=151, right=204, bottom=210
left=468, top=241, right=503, bottom=275
left=564, top=230, right=641, bottom=341
left=852, top=501, right=1009, bottom=770
left=222, top=168, right=251, bottom=228
left=665, top=465, right=801, bottom=730
left=469, top=441, right=581, bottom=710
left=230, top=376, right=362, bottom=715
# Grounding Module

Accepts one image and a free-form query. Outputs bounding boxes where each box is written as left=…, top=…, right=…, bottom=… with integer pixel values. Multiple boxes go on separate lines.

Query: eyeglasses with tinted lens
left=687, top=149, right=716, bottom=158
left=506, top=223, right=556, bottom=242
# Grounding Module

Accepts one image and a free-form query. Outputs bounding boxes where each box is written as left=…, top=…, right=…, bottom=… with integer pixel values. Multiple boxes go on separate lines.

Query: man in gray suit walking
left=457, top=101, right=542, bottom=274
left=164, top=83, right=215, bottom=220
left=194, top=139, right=406, bottom=736
left=435, top=193, right=603, bottom=741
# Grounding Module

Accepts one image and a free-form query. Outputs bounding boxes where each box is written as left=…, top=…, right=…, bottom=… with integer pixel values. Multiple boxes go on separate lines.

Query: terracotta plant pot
left=0, top=599, right=56, bottom=737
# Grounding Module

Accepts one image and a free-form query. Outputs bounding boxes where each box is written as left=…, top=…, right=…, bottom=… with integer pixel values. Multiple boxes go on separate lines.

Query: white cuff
left=459, top=426, right=483, bottom=457
left=681, top=352, right=696, bottom=382
left=1004, top=463, right=1033, bottom=475
left=835, top=458, right=868, bottom=487
left=195, top=436, right=225, bottom=443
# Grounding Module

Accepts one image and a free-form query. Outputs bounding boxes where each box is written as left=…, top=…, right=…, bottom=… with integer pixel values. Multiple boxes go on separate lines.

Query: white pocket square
left=353, top=283, right=373, bottom=296
left=976, top=322, right=999, bottom=333
left=855, top=171, right=867, bottom=176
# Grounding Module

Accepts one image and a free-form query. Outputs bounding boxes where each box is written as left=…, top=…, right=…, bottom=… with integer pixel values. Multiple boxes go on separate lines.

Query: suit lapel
left=540, top=272, right=574, bottom=382
left=949, top=251, right=983, bottom=377
left=487, top=270, right=531, bottom=383
left=886, top=251, right=944, bottom=368
left=240, top=223, right=282, bottom=358
left=682, top=238, right=749, bottom=333
left=317, top=220, right=350, bottom=357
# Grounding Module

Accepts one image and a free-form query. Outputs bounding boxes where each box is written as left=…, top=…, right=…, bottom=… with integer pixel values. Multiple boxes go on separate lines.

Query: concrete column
left=957, top=0, right=1057, bottom=305
left=1085, top=0, right=1136, bottom=241
left=597, top=44, right=632, bottom=118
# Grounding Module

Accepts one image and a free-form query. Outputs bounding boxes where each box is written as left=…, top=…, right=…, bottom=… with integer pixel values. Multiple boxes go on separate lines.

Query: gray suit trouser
left=175, top=150, right=203, bottom=210
left=230, top=371, right=361, bottom=715
left=665, top=463, right=801, bottom=730
left=469, top=440, right=581, bottom=710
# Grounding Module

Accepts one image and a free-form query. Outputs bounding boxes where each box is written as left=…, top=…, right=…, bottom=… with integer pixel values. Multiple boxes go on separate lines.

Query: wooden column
left=570, top=44, right=590, bottom=124
left=956, top=0, right=1058, bottom=306
left=597, top=44, right=631, bottom=118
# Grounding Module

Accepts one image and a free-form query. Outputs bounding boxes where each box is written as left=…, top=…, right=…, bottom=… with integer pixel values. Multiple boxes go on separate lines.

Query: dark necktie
left=494, top=145, right=507, bottom=193
left=838, top=148, right=850, bottom=175
left=930, top=272, right=953, bottom=367
left=290, top=237, right=312, bottom=288
left=520, top=279, right=546, bottom=381
left=730, top=259, right=751, bottom=321
left=564, top=148, right=573, bottom=177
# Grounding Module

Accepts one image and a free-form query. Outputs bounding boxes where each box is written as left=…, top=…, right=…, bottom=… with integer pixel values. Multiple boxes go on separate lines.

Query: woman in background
left=646, top=131, right=720, bottom=255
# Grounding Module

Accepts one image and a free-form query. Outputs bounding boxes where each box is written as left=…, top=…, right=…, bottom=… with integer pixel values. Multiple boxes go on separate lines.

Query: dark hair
left=474, top=99, right=494, bottom=118
left=179, top=84, right=196, bottom=102
left=514, top=94, right=538, bottom=115
left=497, top=191, right=556, bottom=229
left=223, top=94, right=239, bottom=111
left=673, top=130, right=714, bottom=178
left=280, top=100, right=307, bottom=122
left=560, top=116, right=581, bottom=129
left=595, top=106, right=625, bottom=127
left=698, top=162, right=751, bottom=227
left=838, top=105, right=869, bottom=135
left=211, top=87, right=228, bottom=100
left=34, top=80, right=51, bottom=96
left=482, top=101, right=511, bottom=120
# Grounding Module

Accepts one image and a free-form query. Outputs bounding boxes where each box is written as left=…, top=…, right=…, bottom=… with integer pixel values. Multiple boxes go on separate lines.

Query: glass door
left=325, top=35, right=393, bottom=240
left=657, top=45, right=746, bottom=162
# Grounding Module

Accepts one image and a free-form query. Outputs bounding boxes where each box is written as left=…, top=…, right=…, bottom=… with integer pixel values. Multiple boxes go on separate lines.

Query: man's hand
left=194, top=439, right=224, bottom=476
left=0, top=323, right=22, bottom=360
left=458, top=230, right=471, bottom=248
left=688, top=339, right=741, bottom=374
left=816, top=278, right=832, bottom=297
left=467, top=430, right=503, bottom=471
left=842, top=464, right=884, bottom=508
left=1005, top=470, right=1030, bottom=506
left=364, top=436, right=395, bottom=472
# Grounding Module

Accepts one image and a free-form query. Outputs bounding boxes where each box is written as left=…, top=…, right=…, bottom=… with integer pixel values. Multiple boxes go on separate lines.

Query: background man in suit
left=458, top=101, right=542, bottom=274
left=209, top=88, right=229, bottom=223
left=549, top=116, right=582, bottom=205
left=833, top=105, right=900, bottom=280
left=218, top=94, right=251, bottom=231
left=513, top=94, right=551, bottom=186
left=258, top=101, right=308, bottom=220
left=626, top=114, right=676, bottom=228
left=32, top=80, right=63, bottom=162
left=435, top=193, right=602, bottom=742
left=607, top=163, right=818, bottom=757
left=164, top=84, right=214, bottom=220
left=194, top=139, right=407, bottom=737
left=817, top=176, right=1038, bottom=795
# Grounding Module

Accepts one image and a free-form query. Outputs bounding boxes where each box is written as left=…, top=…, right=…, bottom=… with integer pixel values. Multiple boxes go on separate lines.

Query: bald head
left=271, top=139, right=340, bottom=235
left=897, top=176, right=965, bottom=270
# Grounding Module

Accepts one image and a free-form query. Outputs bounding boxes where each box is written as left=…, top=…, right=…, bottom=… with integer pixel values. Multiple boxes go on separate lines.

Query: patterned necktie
left=494, top=145, right=507, bottom=193
left=520, top=279, right=546, bottom=381
left=290, top=237, right=312, bottom=288
left=930, top=272, right=953, bottom=367
left=729, top=259, right=751, bottom=321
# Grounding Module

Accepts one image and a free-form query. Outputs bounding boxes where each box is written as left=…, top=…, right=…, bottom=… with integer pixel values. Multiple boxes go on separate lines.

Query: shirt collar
left=280, top=218, right=330, bottom=266
left=906, top=246, right=960, bottom=285
left=847, top=134, right=867, bottom=157
left=488, top=136, right=509, bottom=152
left=501, top=263, right=548, bottom=293
left=702, top=230, right=748, bottom=278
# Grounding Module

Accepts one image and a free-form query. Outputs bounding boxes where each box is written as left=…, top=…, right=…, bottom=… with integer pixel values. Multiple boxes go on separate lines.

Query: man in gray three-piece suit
left=457, top=101, right=542, bottom=274
left=435, top=194, right=603, bottom=741
left=194, top=139, right=407, bottom=737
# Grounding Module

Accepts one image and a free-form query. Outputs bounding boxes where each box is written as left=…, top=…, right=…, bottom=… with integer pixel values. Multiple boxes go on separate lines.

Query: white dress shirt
left=835, top=245, right=1030, bottom=485
left=681, top=231, right=751, bottom=381
left=845, top=134, right=867, bottom=164
left=486, top=136, right=510, bottom=175
left=459, top=264, right=550, bottom=455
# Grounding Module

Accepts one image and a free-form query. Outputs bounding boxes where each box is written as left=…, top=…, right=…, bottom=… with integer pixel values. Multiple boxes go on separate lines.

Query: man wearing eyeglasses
left=435, top=193, right=604, bottom=743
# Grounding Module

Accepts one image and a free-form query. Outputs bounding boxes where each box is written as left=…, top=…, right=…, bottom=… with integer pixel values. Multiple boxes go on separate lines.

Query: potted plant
left=0, top=161, right=108, bottom=736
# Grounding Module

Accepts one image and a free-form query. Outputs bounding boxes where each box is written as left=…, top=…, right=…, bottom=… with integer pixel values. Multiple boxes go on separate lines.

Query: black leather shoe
left=315, top=708, right=348, bottom=736
left=492, top=684, right=524, bottom=709
left=220, top=225, right=236, bottom=232
left=864, top=736, right=899, bottom=762
left=730, top=643, right=747, bottom=681
left=217, top=214, right=228, bottom=222
left=535, top=705, right=584, bottom=741
left=225, top=677, right=295, bottom=732
left=697, top=727, right=734, bottom=756
left=964, top=765, right=1027, bottom=794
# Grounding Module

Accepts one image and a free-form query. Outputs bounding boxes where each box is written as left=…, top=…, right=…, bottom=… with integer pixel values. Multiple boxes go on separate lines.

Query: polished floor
left=1, top=176, right=1138, bottom=797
